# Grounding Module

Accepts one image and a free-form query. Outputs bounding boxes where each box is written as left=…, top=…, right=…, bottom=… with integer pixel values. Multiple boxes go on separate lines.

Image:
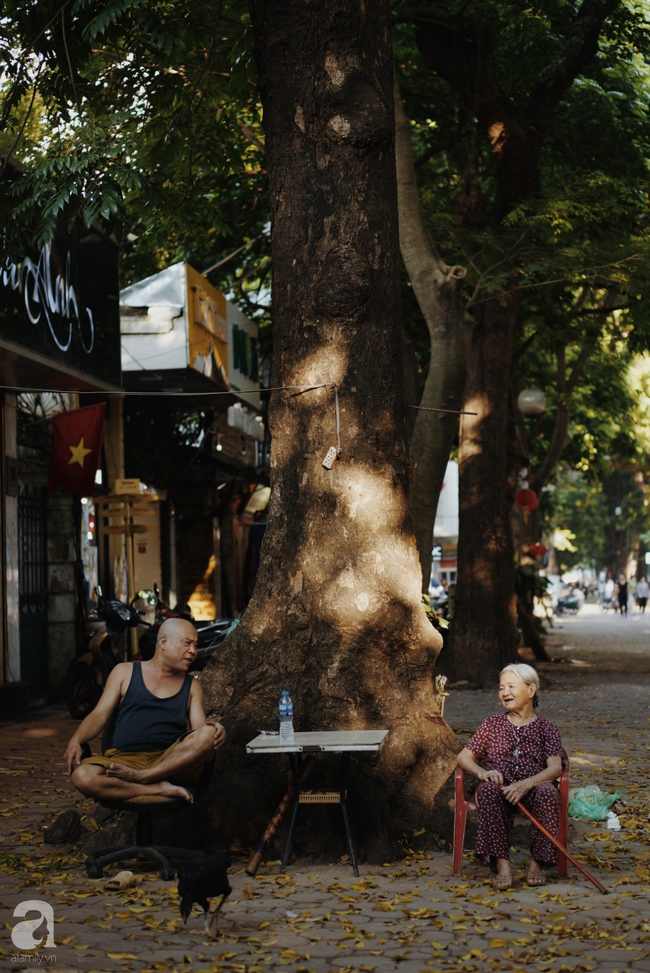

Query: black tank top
left=110, top=661, right=193, bottom=752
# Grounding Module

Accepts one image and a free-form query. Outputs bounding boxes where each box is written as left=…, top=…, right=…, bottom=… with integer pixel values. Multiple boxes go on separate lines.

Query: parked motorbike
left=138, top=583, right=233, bottom=671
left=66, top=587, right=147, bottom=719
left=555, top=586, right=584, bottom=616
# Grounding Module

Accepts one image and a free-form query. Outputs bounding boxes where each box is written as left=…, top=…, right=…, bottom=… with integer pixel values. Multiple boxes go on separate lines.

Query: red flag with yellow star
left=48, top=403, right=105, bottom=497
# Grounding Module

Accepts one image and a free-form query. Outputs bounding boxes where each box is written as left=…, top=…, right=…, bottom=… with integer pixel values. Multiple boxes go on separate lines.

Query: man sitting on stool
left=65, top=618, right=225, bottom=804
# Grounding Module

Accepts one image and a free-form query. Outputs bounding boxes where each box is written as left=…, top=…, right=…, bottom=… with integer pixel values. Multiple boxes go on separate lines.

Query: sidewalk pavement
left=1, top=606, right=649, bottom=973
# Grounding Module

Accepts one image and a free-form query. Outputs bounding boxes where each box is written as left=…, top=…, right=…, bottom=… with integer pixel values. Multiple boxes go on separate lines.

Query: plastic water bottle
left=278, top=690, right=294, bottom=742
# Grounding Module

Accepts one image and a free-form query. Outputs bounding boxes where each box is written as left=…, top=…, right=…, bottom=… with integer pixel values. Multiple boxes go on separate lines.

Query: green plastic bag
left=568, top=785, right=621, bottom=821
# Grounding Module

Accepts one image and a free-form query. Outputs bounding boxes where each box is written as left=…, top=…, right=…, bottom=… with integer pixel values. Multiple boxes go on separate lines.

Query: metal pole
left=124, top=499, right=138, bottom=659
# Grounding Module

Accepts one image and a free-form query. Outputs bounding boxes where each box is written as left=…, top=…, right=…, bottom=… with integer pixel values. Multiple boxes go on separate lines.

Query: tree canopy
left=4, top=0, right=650, bottom=684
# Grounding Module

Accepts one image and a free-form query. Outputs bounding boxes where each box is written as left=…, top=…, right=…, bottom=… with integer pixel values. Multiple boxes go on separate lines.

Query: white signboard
left=434, top=461, right=459, bottom=540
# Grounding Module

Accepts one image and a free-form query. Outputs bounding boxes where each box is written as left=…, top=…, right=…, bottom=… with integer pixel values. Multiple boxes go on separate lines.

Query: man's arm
left=187, top=679, right=226, bottom=750
left=64, top=663, right=131, bottom=775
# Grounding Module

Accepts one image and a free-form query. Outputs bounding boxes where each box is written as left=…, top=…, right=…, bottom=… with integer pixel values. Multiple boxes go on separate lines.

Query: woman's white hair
left=499, top=663, right=540, bottom=691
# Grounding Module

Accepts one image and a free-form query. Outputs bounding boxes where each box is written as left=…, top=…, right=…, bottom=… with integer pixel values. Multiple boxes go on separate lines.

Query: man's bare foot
left=106, top=762, right=149, bottom=783
left=157, top=781, right=194, bottom=803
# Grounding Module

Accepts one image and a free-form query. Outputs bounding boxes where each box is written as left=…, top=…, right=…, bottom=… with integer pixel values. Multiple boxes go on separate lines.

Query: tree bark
left=199, top=0, right=460, bottom=859
left=394, top=79, right=468, bottom=590
left=447, top=292, right=520, bottom=685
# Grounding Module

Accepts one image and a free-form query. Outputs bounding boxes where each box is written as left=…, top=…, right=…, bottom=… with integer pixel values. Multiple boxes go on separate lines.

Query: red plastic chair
left=453, top=748, right=570, bottom=878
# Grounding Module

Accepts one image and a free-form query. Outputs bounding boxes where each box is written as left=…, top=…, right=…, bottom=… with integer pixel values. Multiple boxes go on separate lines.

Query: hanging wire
left=333, top=385, right=341, bottom=455
left=0, top=383, right=330, bottom=398
left=408, top=405, right=478, bottom=415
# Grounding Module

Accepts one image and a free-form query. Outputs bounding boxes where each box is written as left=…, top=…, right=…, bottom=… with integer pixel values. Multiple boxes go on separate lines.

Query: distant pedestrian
left=636, top=577, right=649, bottom=613
left=618, top=575, right=628, bottom=616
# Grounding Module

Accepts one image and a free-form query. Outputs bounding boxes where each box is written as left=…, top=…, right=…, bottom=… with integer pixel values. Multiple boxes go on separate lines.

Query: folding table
left=246, top=729, right=389, bottom=875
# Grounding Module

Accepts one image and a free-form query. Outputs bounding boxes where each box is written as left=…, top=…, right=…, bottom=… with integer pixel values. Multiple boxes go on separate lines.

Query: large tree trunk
left=394, top=79, right=468, bottom=589
left=447, top=293, right=520, bottom=685
left=199, top=0, right=460, bottom=860
left=408, top=0, right=617, bottom=684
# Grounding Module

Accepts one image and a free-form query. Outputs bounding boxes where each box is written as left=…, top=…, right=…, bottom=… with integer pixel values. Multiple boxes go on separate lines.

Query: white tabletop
left=246, top=729, right=389, bottom=754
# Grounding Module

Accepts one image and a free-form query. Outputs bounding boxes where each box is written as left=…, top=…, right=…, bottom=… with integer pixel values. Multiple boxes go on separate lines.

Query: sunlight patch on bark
left=460, top=393, right=489, bottom=457
left=335, top=466, right=408, bottom=526
left=295, top=340, right=349, bottom=386
left=324, top=51, right=346, bottom=87
left=293, top=466, right=428, bottom=641
left=328, top=115, right=351, bottom=138
left=488, top=120, right=506, bottom=153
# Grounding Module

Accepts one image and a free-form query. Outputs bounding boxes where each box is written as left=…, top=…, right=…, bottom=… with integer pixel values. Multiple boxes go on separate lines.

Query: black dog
left=178, top=852, right=232, bottom=935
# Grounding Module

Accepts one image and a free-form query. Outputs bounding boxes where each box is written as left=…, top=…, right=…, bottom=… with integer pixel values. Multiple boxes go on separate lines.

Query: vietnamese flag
left=48, top=403, right=105, bottom=497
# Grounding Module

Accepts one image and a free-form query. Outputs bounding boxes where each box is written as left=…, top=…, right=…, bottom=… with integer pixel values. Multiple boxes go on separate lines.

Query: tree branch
left=465, top=230, right=529, bottom=309
left=526, top=0, right=622, bottom=134
left=394, top=75, right=451, bottom=292
left=237, top=118, right=265, bottom=154
left=414, top=137, right=450, bottom=169
left=0, top=61, right=43, bottom=180
left=409, top=1, right=618, bottom=215
left=0, top=0, right=72, bottom=141
left=408, top=9, right=517, bottom=133
left=61, top=8, right=81, bottom=120
left=465, top=255, right=643, bottom=307
left=566, top=338, right=597, bottom=395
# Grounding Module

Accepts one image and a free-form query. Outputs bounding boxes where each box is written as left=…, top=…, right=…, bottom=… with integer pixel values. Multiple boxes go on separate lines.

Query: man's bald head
left=155, top=617, right=199, bottom=670
left=157, top=617, right=198, bottom=643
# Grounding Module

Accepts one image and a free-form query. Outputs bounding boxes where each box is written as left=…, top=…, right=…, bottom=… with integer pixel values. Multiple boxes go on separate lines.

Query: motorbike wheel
left=66, top=662, right=102, bottom=719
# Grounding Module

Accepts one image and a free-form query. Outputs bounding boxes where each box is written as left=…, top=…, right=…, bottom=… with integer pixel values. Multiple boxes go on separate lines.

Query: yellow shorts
left=81, top=730, right=208, bottom=785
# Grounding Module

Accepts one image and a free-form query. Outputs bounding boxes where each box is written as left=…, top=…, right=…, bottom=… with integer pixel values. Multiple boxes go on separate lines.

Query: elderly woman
left=457, top=663, right=563, bottom=890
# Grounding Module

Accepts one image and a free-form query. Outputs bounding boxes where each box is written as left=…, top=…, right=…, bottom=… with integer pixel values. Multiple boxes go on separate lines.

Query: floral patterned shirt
left=466, top=713, right=562, bottom=785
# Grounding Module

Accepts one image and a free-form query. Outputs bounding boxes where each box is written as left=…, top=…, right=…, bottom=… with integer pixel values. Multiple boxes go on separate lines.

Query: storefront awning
left=120, top=262, right=261, bottom=407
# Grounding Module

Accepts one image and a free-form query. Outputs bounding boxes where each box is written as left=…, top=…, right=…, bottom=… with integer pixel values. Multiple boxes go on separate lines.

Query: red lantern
left=515, top=488, right=539, bottom=523
left=527, top=543, right=548, bottom=558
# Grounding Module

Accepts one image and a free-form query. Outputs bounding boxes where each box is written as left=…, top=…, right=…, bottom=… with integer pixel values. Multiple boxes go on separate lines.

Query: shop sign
left=185, top=264, right=228, bottom=387
left=0, top=222, right=121, bottom=387
left=115, top=478, right=141, bottom=495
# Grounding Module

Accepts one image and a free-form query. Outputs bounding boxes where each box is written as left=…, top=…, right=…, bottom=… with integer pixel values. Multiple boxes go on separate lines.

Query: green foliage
left=422, top=593, right=449, bottom=630
left=0, top=0, right=264, bottom=272
left=393, top=2, right=650, bottom=578
left=394, top=2, right=650, bottom=345
left=547, top=464, right=649, bottom=572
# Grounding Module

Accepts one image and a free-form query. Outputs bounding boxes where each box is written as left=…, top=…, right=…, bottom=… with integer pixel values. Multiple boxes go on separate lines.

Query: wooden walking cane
left=516, top=800, right=608, bottom=894
left=246, top=757, right=315, bottom=877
